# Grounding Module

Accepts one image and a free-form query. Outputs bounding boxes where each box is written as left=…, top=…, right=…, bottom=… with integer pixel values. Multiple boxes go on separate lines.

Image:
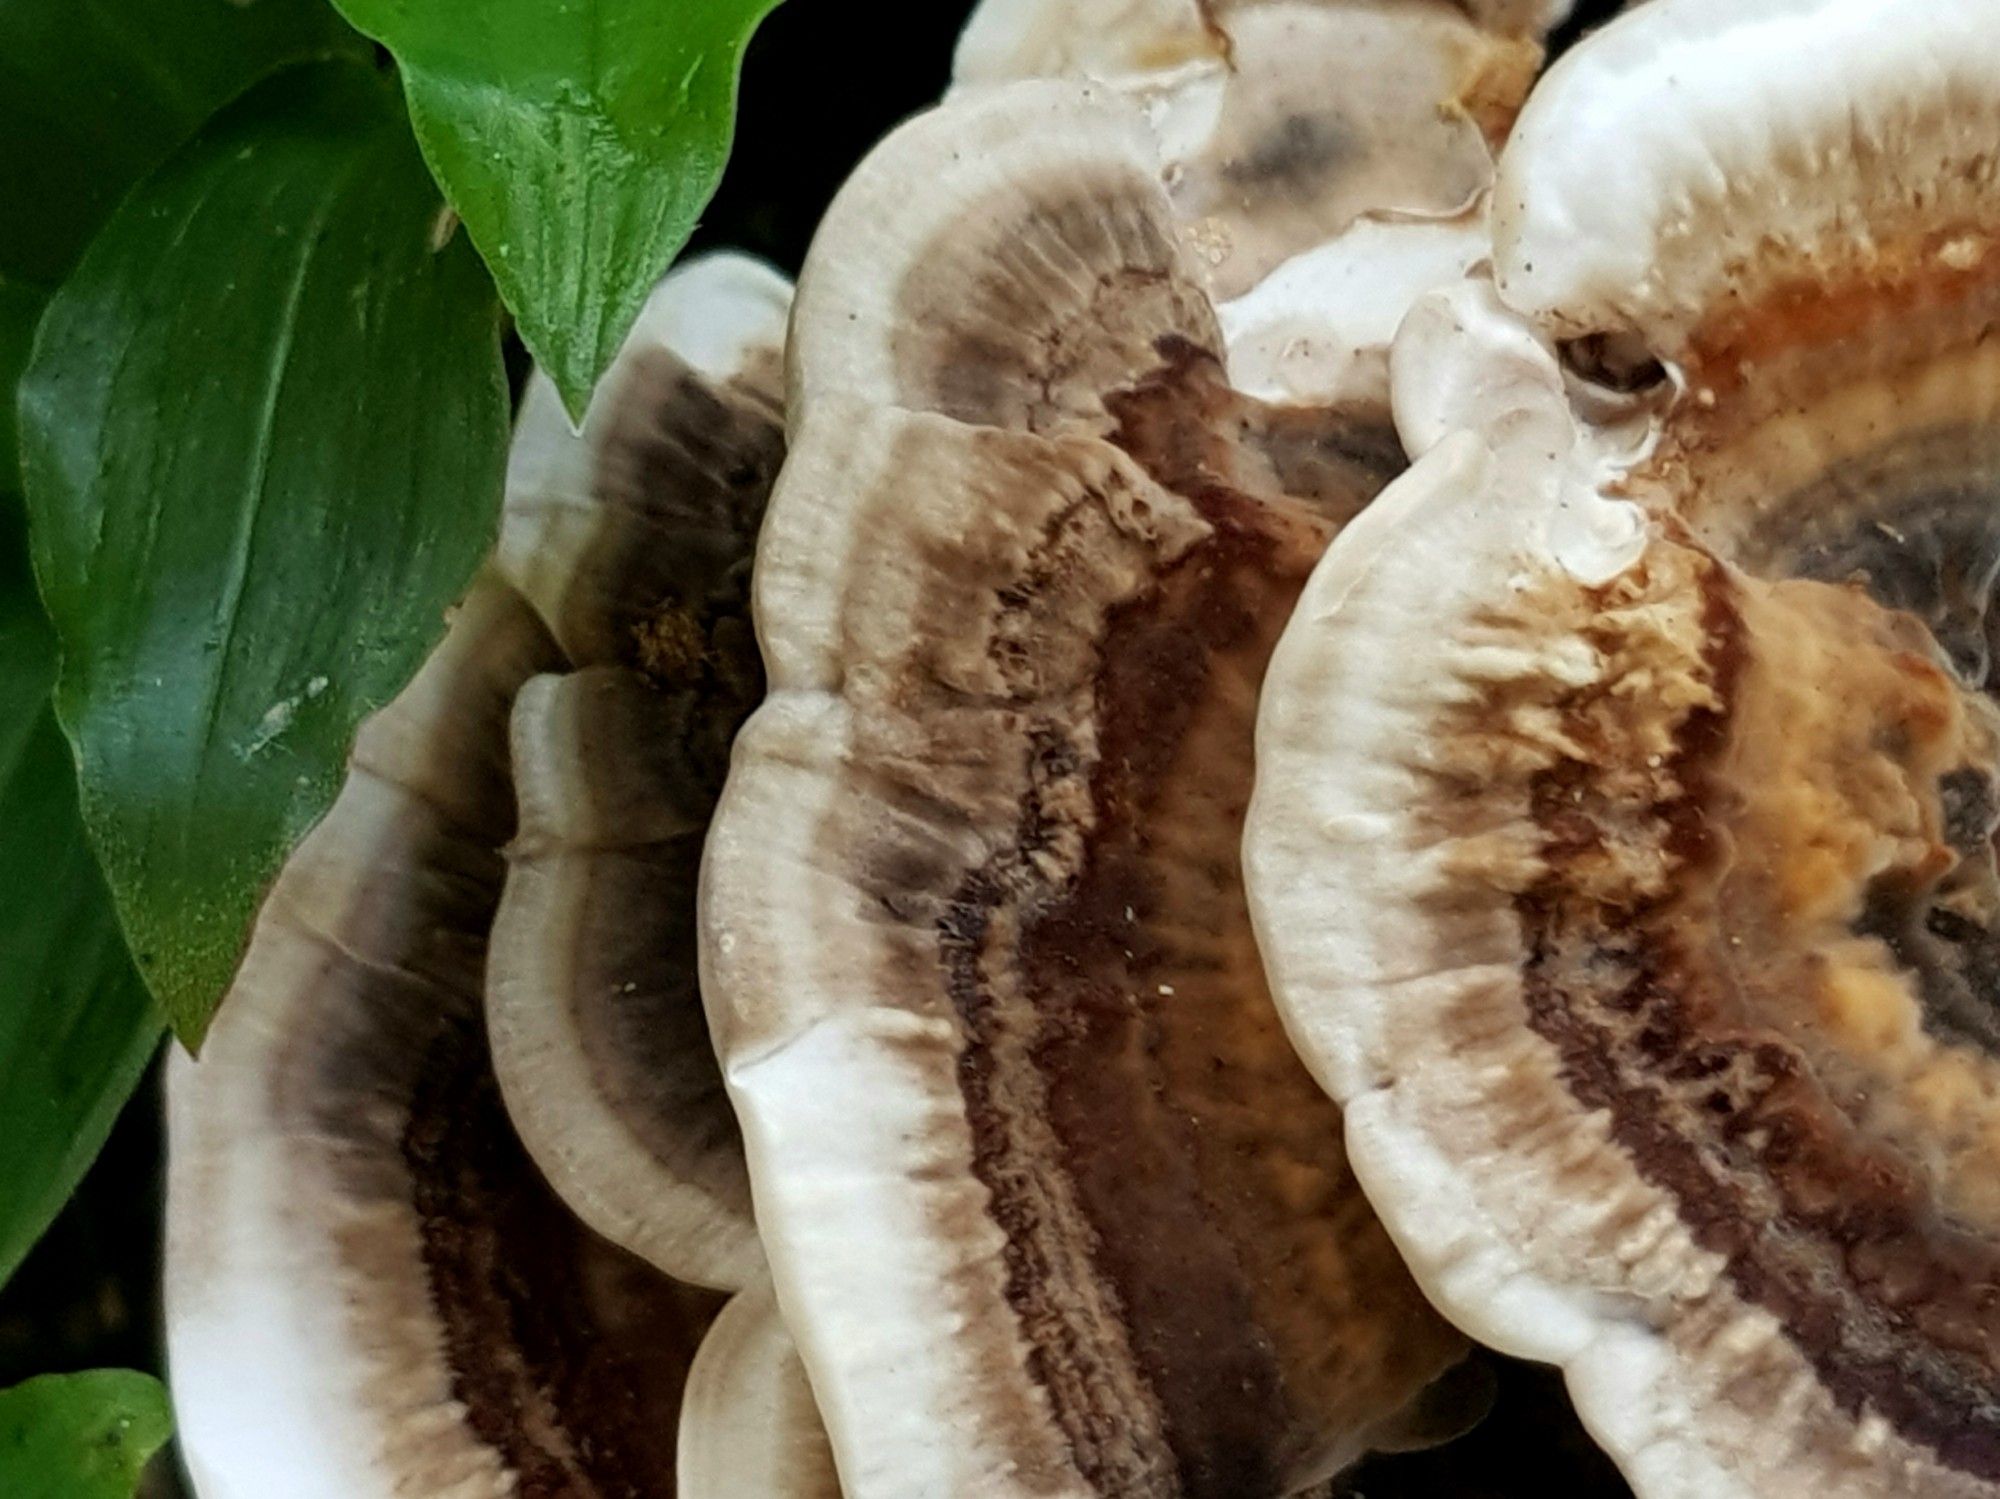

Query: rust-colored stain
left=1684, top=224, right=2000, bottom=401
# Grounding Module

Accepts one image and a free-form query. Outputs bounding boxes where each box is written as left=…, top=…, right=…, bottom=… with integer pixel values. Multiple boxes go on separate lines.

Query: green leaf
left=0, top=0, right=362, bottom=495
left=0, top=1370, right=172, bottom=1499
left=0, top=511, right=161, bottom=1287
left=0, top=0, right=365, bottom=292
left=19, top=61, right=509, bottom=1044
left=330, top=0, right=784, bottom=417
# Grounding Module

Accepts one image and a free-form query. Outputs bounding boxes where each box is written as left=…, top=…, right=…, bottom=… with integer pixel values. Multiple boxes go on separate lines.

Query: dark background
left=0, top=0, right=1634, bottom=1493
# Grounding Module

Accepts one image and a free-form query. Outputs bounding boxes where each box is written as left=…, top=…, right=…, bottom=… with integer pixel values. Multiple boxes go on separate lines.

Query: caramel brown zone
left=1511, top=543, right=2000, bottom=1480
left=840, top=341, right=1453, bottom=1496
left=1664, top=225, right=2000, bottom=426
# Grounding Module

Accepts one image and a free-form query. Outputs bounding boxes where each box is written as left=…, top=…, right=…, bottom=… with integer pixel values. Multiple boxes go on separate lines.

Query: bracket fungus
left=490, top=253, right=789, bottom=1294
left=703, top=79, right=1491, bottom=1499
left=1247, top=1, right=2000, bottom=1495
left=166, top=256, right=835, bottom=1497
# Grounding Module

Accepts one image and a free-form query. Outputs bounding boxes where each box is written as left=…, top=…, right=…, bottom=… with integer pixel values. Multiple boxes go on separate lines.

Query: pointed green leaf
left=19, top=62, right=509, bottom=1044
left=0, top=511, right=161, bottom=1287
left=330, top=0, right=784, bottom=417
left=0, top=1371, right=172, bottom=1499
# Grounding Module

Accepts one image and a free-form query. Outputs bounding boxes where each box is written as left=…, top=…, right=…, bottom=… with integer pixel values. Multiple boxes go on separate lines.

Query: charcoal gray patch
left=1755, top=424, right=2000, bottom=689
left=1218, top=112, right=1356, bottom=194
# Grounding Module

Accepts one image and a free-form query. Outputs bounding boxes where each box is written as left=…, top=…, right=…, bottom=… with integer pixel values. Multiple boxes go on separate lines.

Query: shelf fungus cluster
left=1247, top=0, right=2000, bottom=1496
left=161, top=0, right=2000, bottom=1496
left=161, top=0, right=1592, bottom=1484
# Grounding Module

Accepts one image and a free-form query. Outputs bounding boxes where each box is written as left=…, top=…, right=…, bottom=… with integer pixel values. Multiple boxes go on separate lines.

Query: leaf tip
left=552, top=368, right=595, bottom=427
